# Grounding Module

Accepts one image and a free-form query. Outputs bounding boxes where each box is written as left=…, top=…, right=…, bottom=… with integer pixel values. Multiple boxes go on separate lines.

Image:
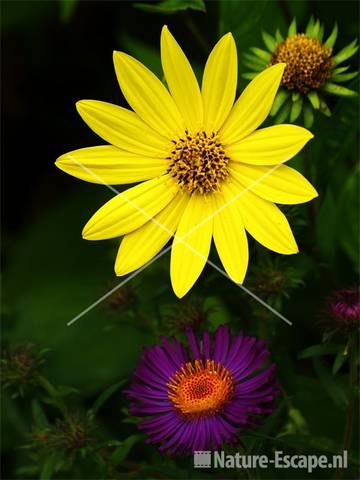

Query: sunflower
left=56, top=26, right=317, bottom=298
left=126, top=325, right=279, bottom=454
left=244, top=18, right=358, bottom=127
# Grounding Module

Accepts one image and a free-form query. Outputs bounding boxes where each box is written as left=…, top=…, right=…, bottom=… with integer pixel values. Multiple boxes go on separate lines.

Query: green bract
left=244, top=17, right=358, bottom=127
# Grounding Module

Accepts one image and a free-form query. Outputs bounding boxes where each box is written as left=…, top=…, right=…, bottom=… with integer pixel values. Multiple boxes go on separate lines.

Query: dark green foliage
left=2, top=0, right=359, bottom=479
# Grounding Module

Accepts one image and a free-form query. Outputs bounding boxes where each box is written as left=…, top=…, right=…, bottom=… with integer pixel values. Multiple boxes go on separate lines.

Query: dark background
left=2, top=1, right=359, bottom=479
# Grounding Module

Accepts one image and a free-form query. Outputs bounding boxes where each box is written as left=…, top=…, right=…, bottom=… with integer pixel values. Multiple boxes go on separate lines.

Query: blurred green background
left=1, top=0, right=359, bottom=478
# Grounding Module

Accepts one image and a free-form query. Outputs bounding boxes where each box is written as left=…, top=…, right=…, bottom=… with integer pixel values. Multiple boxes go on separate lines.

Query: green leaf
left=324, top=23, right=338, bottom=49
left=219, top=0, right=268, bottom=38
left=278, top=407, right=309, bottom=436
left=313, top=358, right=348, bottom=408
left=305, top=16, right=315, bottom=36
left=55, top=385, right=80, bottom=397
left=315, top=188, right=337, bottom=261
left=322, top=82, right=358, bottom=97
left=250, top=47, right=272, bottom=62
left=134, top=0, right=206, bottom=14
left=110, top=435, right=143, bottom=466
left=274, top=99, right=291, bottom=123
left=242, top=72, right=258, bottom=80
left=298, top=344, right=339, bottom=359
left=332, top=39, right=359, bottom=65
left=275, top=29, right=283, bottom=44
left=290, top=97, right=303, bottom=122
left=288, top=18, right=297, bottom=37
left=270, top=89, right=290, bottom=116
left=318, top=23, right=324, bottom=42
left=333, top=349, right=348, bottom=375
left=90, top=380, right=127, bottom=417
left=40, top=454, right=59, bottom=480
left=337, top=166, right=360, bottom=266
left=204, top=296, right=231, bottom=330
left=262, top=30, right=276, bottom=52
left=243, top=52, right=268, bottom=69
left=32, top=400, right=49, bottom=429
left=4, top=189, right=153, bottom=396
left=59, top=0, right=77, bottom=22
left=292, top=91, right=300, bottom=102
left=331, top=71, right=358, bottom=83
left=307, top=91, right=320, bottom=109
left=303, top=103, right=314, bottom=128
left=278, top=434, right=342, bottom=455
left=319, top=98, right=332, bottom=116
left=243, top=53, right=266, bottom=71
left=332, top=65, right=350, bottom=75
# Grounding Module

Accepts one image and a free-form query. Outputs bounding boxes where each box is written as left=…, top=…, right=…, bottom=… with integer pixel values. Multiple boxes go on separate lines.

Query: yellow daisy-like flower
left=56, top=26, right=318, bottom=298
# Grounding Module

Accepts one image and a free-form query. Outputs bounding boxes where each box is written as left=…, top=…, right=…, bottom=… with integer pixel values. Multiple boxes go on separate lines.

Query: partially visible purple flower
left=327, top=287, right=360, bottom=330
left=126, top=325, right=279, bottom=455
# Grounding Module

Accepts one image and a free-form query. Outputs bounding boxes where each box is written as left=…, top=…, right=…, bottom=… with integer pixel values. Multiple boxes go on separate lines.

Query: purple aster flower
left=126, top=325, right=279, bottom=455
left=327, top=287, right=360, bottom=330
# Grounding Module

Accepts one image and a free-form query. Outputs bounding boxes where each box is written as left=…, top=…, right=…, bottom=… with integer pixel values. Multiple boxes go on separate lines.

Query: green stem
left=337, top=332, right=358, bottom=479
left=303, top=149, right=316, bottom=226
left=37, top=375, right=68, bottom=418
left=343, top=333, right=357, bottom=451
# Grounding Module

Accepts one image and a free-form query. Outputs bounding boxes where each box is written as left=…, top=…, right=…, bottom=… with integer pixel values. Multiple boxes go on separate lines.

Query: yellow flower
left=56, top=26, right=318, bottom=298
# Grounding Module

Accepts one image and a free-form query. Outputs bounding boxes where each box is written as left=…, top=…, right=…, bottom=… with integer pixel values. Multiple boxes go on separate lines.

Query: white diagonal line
left=205, top=259, right=292, bottom=325
left=69, top=155, right=281, bottom=244
left=66, top=155, right=290, bottom=325
left=66, top=243, right=172, bottom=326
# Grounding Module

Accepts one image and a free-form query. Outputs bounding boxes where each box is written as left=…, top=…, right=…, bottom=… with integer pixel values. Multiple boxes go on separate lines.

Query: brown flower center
left=270, top=33, right=333, bottom=93
left=167, top=131, right=229, bottom=195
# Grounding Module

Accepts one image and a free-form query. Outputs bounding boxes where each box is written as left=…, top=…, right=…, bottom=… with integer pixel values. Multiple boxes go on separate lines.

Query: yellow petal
left=227, top=183, right=298, bottom=254
left=220, top=64, right=286, bottom=144
left=83, top=174, right=177, bottom=240
left=55, top=146, right=168, bottom=185
left=226, top=125, right=313, bottom=165
left=113, top=51, right=185, bottom=138
left=213, top=187, right=248, bottom=283
left=201, top=33, right=237, bottom=133
left=76, top=101, right=170, bottom=157
left=171, top=195, right=213, bottom=298
left=230, top=163, right=318, bottom=204
left=161, top=26, right=203, bottom=133
left=115, top=193, right=189, bottom=276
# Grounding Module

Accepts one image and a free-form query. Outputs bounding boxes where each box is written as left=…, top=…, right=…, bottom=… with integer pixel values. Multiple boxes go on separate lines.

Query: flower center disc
left=167, top=359, right=234, bottom=417
left=168, top=131, right=229, bottom=195
left=270, top=33, right=333, bottom=93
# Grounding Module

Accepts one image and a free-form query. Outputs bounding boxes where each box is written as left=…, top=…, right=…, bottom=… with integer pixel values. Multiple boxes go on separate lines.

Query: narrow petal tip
left=112, top=50, right=129, bottom=66
left=54, top=153, right=70, bottom=171
left=54, top=156, right=63, bottom=168
left=172, top=284, right=188, bottom=299
left=76, top=100, right=91, bottom=115
left=82, top=219, right=96, bottom=240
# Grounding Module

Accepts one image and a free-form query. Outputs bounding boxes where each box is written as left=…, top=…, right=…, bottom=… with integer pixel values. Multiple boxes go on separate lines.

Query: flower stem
left=337, top=332, right=358, bottom=479
left=343, top=332, right=357, bottom=451
left=37, top=375, right=68, bottom=418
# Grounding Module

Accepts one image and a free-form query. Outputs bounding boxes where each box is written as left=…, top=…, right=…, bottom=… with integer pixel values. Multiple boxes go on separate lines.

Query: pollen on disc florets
left=270, top=33, right=333, bottom=93
left=167, top=359, right=234, bottom=418
left=167, top=131, right=229, bottom=195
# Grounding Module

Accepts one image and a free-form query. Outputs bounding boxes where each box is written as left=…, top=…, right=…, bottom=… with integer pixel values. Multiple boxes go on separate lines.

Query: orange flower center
left=167, top=359, right=234, bottom=417
left=167, top=131, right=229, bottom=195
